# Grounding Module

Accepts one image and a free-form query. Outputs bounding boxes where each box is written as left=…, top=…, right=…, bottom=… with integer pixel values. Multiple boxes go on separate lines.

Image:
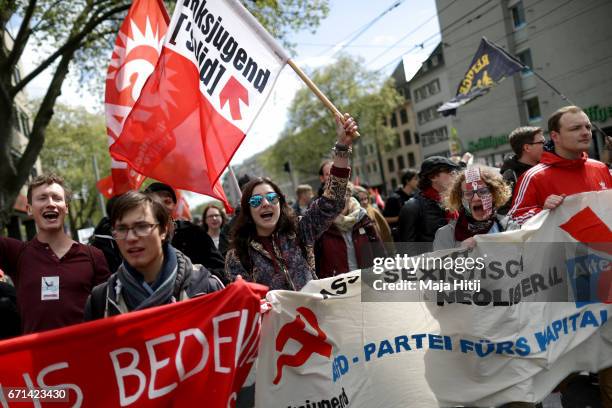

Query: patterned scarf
left=333, top=197, right=362, bottom=232
left=454, top=208, right=495, bottom=242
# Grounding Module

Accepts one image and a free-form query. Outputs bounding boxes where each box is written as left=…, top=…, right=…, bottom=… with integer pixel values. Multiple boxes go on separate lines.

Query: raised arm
left=299, top=114, right=358, bottom=245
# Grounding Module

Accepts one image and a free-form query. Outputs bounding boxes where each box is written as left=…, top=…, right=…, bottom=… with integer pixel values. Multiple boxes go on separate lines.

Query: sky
left=17, top=0, right=442, bottom=207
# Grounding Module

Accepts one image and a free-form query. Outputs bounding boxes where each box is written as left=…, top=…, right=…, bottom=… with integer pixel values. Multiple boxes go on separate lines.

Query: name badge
left=41, top=276, right=60, bottom=300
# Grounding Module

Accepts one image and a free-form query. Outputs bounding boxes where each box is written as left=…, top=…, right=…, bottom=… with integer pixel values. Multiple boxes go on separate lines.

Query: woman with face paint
left=433, top=166, right=515, bottom=251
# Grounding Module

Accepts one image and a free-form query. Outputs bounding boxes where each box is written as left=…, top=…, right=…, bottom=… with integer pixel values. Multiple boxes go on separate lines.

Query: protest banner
left=0, top=279, right=266, bottom=407
left=101, top=0, right=169, bottom=197
left=256, top=190, right=612, bottom=407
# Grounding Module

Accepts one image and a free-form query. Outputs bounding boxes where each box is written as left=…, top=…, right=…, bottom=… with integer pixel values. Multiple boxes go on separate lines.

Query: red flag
left=110, top=0, right=288, bottom=202
left=373, top=188, right=385, bottom=210
left=0, top=279, right=267, bottom=407
left=172, top=190, right=192, bottom=221
left=104, top=0, right=170, bottom=196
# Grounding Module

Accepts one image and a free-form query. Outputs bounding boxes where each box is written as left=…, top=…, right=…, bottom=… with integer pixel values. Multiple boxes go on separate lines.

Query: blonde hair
left=444, top=166, right=511, bottom=211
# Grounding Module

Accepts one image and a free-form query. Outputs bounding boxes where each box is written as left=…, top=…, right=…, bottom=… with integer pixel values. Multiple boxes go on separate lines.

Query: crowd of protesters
left=0, top=105, right=611, bottom=407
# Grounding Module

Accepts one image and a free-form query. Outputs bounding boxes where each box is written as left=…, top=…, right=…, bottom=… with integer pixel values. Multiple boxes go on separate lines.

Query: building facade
left=435, top=0, right=612, bottom=165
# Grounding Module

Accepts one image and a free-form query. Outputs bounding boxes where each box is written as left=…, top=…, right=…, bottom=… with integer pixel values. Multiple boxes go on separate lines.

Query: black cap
left=145, top=182, right=177, bottom=203
left=419, top=156, right=461, bottom=177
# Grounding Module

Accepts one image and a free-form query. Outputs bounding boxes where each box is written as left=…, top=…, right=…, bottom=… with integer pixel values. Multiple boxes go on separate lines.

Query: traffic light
left=283, top=161, right=291, bottom=173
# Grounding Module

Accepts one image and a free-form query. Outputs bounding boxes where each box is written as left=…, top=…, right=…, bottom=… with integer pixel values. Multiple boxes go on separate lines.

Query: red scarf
left=421, top=187, right=458, bottom=222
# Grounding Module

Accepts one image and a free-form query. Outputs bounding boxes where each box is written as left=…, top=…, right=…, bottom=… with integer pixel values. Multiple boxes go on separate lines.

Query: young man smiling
left=0, top=174, right=110, bottom=334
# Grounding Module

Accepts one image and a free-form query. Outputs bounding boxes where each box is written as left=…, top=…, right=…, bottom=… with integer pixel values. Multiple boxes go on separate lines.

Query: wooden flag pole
left=287, top=59, right=360, bottom=138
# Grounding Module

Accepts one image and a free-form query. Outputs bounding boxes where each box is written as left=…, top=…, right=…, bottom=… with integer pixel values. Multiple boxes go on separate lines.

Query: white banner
left=256, top=190, right=612, bottom=407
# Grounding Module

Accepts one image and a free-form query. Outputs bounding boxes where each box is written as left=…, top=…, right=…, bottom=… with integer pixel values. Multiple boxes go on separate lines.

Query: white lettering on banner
left=110, top=347, right=146, bottom=406
left=146, top=334, right=178, bottom=399
left=213, top=311, right=241, bottom=373
left=176, top=328, right=209, bottom=381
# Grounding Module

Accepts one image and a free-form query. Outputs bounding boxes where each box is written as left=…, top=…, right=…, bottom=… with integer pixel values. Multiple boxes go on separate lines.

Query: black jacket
left=383, top=187, right=414, bottom=241
left=90, top=217, right=123, bottom=273
left=398, top=192, right=449, bottom=255
left=498, top=156, right=533, bottom=215
left=84, top=249, right=223, bottom=320
left=0, top=280, right=21, bottom=339
left=172, top=220, right=228, bottom=283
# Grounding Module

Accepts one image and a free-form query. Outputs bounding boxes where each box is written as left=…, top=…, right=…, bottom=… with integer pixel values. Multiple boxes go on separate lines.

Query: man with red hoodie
left=508, top=105, right=611, bottom=224
left=508, top=105, right=612, bottom=405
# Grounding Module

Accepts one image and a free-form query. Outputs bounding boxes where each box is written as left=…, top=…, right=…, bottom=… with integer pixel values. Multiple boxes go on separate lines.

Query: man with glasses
left=398, top=156, right=460, bottom=255
left=84, top=191, right=223, bottom=320
left=498, top=126, right=545, bottom=215
left=509, top=106, right=611, bottom=224
left=145, top=182, right=227, bottom=283
left=0, top=174, right=110, bottom=333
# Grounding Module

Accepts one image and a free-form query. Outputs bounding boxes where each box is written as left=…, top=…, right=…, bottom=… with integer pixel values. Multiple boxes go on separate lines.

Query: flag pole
left=486, top=38, right=610, bottom=138
left=287, top=59, right=361, bottom=138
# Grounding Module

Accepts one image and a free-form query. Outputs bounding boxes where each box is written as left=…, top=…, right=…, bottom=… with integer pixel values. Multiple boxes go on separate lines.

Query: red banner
left=103, top=0, right=170, bottom=196
left=0, top=279, right=267, bottom=407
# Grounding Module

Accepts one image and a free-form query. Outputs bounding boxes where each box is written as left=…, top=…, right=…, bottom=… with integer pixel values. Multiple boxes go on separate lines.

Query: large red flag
left=110, top=0, right=288, bottom=199
left=103, top=0, right=170, bottom=197
left=0, top=279, right=267, bottom=407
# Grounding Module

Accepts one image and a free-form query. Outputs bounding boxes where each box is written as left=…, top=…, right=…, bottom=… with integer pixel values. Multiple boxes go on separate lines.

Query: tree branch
left=10, top=2, right=129, bottom=97
left=4, top=0, right=37, bottom=75
left=30, top=0, right=64, bottom=32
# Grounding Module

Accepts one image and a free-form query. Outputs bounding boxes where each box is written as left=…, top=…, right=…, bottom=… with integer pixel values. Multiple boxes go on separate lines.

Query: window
left=383, top=117, right=388, bottom=127
left=390, top=113, right=398, bottom=128
left=403, top=130, right=412, bottom=146
left=511, top=1, right=526, bottom=29
left=525, top=97, right=541, bottom=121
left=408, top=152, right=415, bottom=167
left=369, top=145, right=375, bottom=155
left=20, top=112, right=30, bottom=136
left=415, top=132, right=420, bottom=144
left=372, top=163, right=378, bottom=172
left=421, top=127, right=448, bottom=147
left=414, top=79, right=440, bottom=102
left=417, top=103, right=442, bottom=125
left=397, top=155, right=405, bottom=170
left=517, top=49, right=533, bottom=75
left=395, top=134, right=401, bottom=148
left=400, top=108, right=408, bottom=124
left=366, top=164, right=371, bottom=173
left=390, top=178, right=397, bottom=190
left=387, top=158, right=395, bottom=172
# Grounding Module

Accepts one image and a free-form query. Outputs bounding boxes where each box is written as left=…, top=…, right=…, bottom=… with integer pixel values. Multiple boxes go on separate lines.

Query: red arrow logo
left=219, top=76, right=249, bottom=120
left=560, top=206, right=612, bottom=255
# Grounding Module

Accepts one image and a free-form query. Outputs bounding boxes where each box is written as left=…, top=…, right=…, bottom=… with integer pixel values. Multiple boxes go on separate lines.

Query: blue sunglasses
left=248, top=192, right=280, bottom=208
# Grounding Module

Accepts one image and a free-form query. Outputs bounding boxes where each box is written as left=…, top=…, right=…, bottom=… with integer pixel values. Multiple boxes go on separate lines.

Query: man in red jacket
left=508, top=105, right=612, bottom=224
left=509, top=106, right=612, bottom=405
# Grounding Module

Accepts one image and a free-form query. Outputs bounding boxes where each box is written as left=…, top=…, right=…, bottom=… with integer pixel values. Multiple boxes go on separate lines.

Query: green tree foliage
left=40, top=104, right=109, bottom=236
left=0, top=0, right=329, bottom=227
left=261, top=54, right=403, bottom=180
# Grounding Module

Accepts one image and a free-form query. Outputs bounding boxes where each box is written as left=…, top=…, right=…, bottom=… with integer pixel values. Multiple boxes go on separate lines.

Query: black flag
left=438, top=38, right=525, bottom=116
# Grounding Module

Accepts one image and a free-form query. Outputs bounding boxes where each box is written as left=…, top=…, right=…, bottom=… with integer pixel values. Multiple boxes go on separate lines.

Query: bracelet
left=332, top=145, right=352, bottom=159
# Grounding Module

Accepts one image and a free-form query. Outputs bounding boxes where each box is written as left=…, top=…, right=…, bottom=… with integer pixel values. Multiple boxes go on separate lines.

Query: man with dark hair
left=0, top=174, right=110, bottom=333
left=292, top=184, right=313, bottom=216
left=84, top=191, right=223, bottom=320
left=317, top=160, right=334, bottom=197
left=383, top=168, right=418, bottom=241
left=145, top=182, right=227, bottom=282
left=398, top=157, right=460, bottom=254
left=498, top=126, right=545, bottom=214
left=509, top=106, right=611, bottom=223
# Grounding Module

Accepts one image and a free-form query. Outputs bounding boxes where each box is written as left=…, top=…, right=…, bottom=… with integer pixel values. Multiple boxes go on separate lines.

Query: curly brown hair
left=443, top=166, right=511, bottom=211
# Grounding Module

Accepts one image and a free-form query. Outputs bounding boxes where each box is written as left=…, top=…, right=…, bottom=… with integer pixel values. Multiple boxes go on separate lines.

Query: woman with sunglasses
left=225, top=114, right=358, bottom=290
left=433, top=166, right=515, bottom=251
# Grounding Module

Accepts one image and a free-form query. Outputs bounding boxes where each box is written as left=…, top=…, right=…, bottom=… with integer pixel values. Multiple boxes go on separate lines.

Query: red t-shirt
left=0, top=237, right=110, bottom=334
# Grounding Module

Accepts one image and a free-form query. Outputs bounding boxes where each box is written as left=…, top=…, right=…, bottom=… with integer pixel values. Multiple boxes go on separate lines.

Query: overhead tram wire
left=366, top=0, right=491, bottom=67
left=316, top=0, right=407, bottom=57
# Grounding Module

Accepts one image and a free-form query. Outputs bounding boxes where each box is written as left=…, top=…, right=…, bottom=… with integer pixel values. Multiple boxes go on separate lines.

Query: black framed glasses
left=248, top=192, right=279, bottom=208
left=112, top=223, right=159, bottom=239
left=462, top=187, right=491, bottom=200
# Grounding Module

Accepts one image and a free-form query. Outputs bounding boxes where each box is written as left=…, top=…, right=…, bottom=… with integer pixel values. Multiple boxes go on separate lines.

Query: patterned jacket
left=225, top=166, right=350, bottom=290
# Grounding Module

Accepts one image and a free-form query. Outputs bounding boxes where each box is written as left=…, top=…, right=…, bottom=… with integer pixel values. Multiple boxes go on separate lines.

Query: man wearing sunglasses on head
left=84, top=191, right=223, bottom=320
left=225, top=113, right=358, bottom=291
